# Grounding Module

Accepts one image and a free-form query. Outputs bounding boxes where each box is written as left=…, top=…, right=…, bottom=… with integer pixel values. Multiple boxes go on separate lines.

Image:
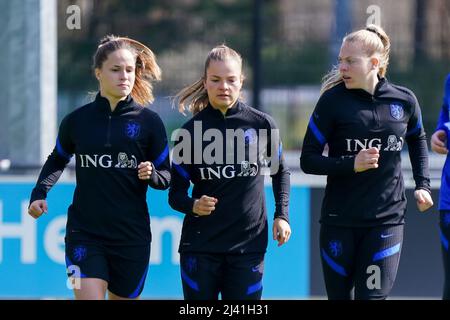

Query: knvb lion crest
left=244, top=129, right=257, bottom=145
left=390, top=103, right=404, bottom=120
left=184, top=256, right=197, bottom=273
left=73, top=246, right=87, bottom=262
left=125, top=121, right=141, bottom=139
left=328, top=240, right=343, bottom=258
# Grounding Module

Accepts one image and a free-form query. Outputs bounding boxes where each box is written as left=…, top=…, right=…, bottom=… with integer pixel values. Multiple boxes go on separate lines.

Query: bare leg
left=73, top=278, right=108, bottom=300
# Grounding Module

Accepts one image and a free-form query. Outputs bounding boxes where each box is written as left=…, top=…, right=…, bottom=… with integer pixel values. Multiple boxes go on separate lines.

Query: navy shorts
left=180, top=252, right=265, bottom=300
left=65, top=236, right=150, bottom=299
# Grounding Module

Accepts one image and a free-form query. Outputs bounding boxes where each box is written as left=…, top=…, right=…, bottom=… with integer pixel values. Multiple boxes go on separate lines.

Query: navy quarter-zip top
left=301, top=78, right=430, bottom=227
left=30, top=93, right=171, bottom=244
left=169, top=101, right=290, bottom=254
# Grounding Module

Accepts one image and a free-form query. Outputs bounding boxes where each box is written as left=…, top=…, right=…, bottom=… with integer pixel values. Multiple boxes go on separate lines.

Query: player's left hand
left=431, top=130, right=448, bottom=154
left=273, top=218, right=291, bottom=247
left=138, top=161, right=153, bottom=180
left=414, top=189, right=433, bottom=212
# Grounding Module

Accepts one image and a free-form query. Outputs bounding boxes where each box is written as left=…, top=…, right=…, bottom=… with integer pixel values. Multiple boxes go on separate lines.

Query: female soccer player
left=301, top=25, right=433, bottom=299
left=169, top=44, right=291, bottom=300
left=28, top=35, right=170, bottom=299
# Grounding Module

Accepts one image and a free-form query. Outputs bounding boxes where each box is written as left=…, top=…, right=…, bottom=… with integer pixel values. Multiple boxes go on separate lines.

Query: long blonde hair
left=173, top=44, right=244, bottom=115
left=93, top=35, right=162, bottom=106
left=320, top=24, right=390, bottom=95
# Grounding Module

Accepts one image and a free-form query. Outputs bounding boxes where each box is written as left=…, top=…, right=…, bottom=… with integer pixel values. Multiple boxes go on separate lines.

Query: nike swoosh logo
left=381, top=234, right=393, bottom=239
left=252, top=266, right=261, bottom=272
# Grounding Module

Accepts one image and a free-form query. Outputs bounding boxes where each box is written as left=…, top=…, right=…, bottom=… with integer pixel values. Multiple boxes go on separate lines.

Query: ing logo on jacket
left=198, top=161, right=259, bottom=180
left=78, top=152, right=137, bottom=168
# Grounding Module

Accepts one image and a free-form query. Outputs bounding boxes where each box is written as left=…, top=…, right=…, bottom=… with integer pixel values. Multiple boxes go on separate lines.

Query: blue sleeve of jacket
left=168, top=128, right=196, bottom=215
left=405, top=91, right=431, bottom=192
left=436, top=74, right=450, bottom=132
left=147, top=112, right=171, bottom=190
left=300, top=92, right=355, bottom=175
left=264, top=115, right=290, bottom=223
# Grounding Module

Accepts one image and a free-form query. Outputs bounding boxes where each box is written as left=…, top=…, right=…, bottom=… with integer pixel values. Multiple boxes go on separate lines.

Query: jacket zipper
left=223, top=113, right=233, bottom=163
left=372, top=96, right=380, bottom=129
left=105, top=114, right=112, bottom=147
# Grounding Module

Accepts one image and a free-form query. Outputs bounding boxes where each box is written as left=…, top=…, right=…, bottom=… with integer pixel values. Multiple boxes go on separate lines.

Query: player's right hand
left=28, top=200, right=48, bottom=219
left=431, top=130, right=448, bottom=154
left=193, top=195, right=218, bottom=216
left=354, top=147, right=380, bottom=173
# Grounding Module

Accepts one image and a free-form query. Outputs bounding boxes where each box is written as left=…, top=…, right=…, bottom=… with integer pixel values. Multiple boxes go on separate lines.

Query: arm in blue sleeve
left=265, top=116, right=290, bottom=222
left=29, top=115, right=74, bottom=204
left=271, top=148, right=290, bottom=223
left=405, top=92, right=431, bottom=192
left=300, top=94, right=355, bottom=175
left=147, top=113, right=171, bottom=190
left=436, top=74, right=450, bottom=131
left=168, top=131, right=196, bottom=215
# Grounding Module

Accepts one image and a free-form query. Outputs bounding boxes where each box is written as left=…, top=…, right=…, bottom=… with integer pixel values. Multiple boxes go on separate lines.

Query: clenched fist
left=354, top=147, right=380, bottom=173
left=193, top=195, right=218, bottom=216
left=28, top=200, right=48, bottom=219
left=138, top=161, right=153, bottom=180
